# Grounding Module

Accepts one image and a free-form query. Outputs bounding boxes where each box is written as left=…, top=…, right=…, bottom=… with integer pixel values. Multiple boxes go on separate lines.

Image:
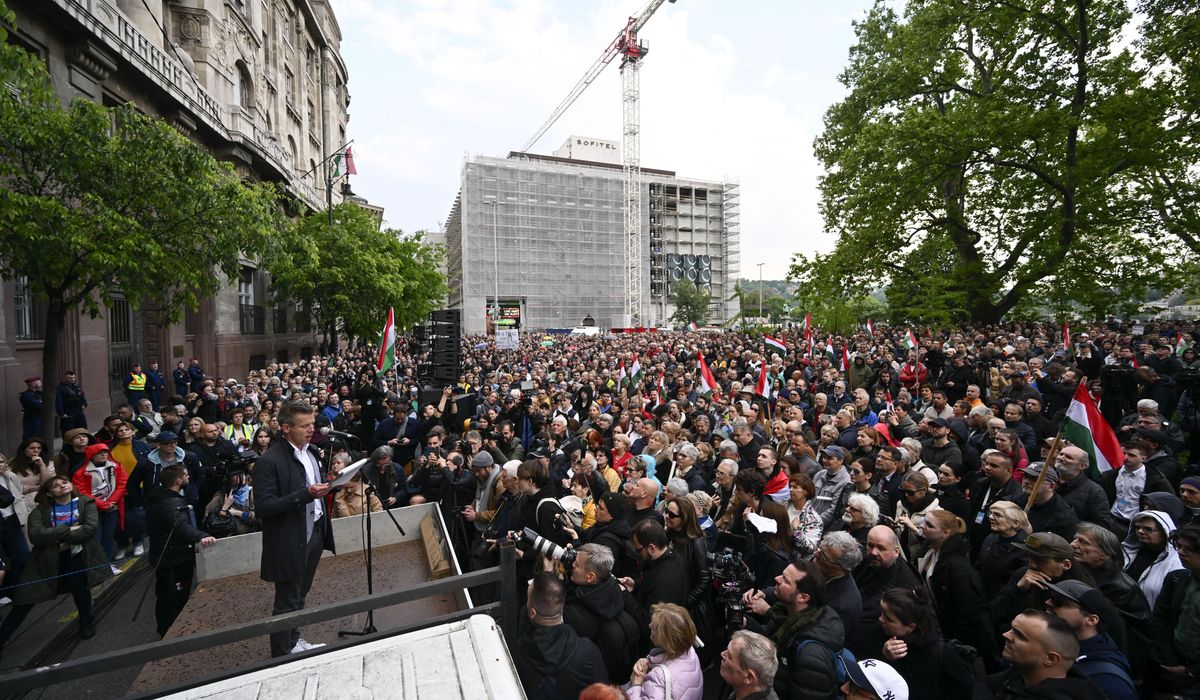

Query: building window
left=109, top=296, right=132, bottom=344
left=238, top=267, right=255, bottom=306
left=13, top=275, right=42, bottom=340
left=282, top=14, right=292, bottom=46
left=263, top=30, right=271, bottom=66
left=306, top=45, right=316, bottom=82
left=235, top=61, right=254, bottom=109
left=284, top=66, right=295, bottom=105
left=287, top=135, right=298, bottom=170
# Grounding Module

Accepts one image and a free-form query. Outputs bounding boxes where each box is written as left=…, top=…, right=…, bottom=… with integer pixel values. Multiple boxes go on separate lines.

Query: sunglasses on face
left=901, top=489, right=922, bottom=496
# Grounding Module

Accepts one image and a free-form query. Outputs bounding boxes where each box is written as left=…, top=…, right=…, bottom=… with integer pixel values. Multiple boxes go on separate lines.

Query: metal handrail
left=1, top=543, right=517, bottom=695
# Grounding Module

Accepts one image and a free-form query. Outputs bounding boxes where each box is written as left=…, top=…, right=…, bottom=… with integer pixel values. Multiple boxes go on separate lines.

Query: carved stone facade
left=0, top=0, right=358, bottom=447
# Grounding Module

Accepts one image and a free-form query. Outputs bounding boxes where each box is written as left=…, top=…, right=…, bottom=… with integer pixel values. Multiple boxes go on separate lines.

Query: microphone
left=321, top=427, right=356, bottom=440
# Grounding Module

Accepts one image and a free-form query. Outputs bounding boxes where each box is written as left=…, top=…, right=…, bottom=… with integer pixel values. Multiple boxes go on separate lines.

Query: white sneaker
left=133, top=544, right=145, bottom=557
left=290, top=639, right=326, bottom=654
left=110, top=565, right=122, bottom=576
left=0, top=596, right=11, bottom=606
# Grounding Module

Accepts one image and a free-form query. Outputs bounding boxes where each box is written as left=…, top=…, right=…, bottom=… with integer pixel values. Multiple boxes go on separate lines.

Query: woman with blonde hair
left=624, top=603, right=703, bottom=699
left=976, top=500, right=1032, bottom=597
left=894, top=472, right=940, bottom=559
left=917, top=509, right=994, bottom=663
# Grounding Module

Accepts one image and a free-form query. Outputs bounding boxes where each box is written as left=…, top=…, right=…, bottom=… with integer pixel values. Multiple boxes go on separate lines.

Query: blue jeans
left=96, top=508, right=119, bottom=562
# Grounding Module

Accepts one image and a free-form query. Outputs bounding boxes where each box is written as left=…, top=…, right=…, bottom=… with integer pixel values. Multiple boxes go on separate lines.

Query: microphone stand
left=337, top=480, right=407, bottom=638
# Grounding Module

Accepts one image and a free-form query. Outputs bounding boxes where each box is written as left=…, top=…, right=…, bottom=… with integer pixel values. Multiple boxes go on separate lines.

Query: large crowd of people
left=2, top=319, right=1200, bottom=698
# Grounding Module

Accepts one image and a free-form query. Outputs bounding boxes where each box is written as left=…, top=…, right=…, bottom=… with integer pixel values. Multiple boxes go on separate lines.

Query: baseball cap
left=821, top=445, right=847, bottom=461
left=1012, top=532, right=1074, bottom=559
left=155, top=431, right=179, bottom=444
left=844, top=659, right=908, bottom=700
left=929, top=417, right=952, bottom=428
left=1023, top=461, right=1059, bottom=482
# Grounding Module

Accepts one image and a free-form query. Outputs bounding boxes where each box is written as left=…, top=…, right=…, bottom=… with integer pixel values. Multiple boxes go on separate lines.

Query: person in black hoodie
left=146, top=465, right=215, bottom=637
left=562, top=543, right=640, bottom=683
left=568, top=492, right=638, bottom=580
left=513, top=572, right=606, bottom=699
left=933, top=462, right=972, bottom=523
left=876, top=586, right=976, bottom=699
left=974, top=610, right=1103, bottom=699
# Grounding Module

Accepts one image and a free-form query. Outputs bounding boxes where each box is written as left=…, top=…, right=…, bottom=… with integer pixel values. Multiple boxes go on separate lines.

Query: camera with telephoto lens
left=214, top=453, right=256, bottom=478
left=522, top=527, right=577, bottom=568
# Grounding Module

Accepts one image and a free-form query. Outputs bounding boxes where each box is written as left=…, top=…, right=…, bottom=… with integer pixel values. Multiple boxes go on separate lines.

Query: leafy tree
left=795, top=0, right=1190, bottom=324
left=670, top=279, right=711, bottom=326
left=0, top=20, right=282, bottom=445
left=266, top=203, right=446, bottom=344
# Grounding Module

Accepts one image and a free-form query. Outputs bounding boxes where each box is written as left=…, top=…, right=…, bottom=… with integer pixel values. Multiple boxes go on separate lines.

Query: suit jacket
left=255, top=439, right=336, bottom=582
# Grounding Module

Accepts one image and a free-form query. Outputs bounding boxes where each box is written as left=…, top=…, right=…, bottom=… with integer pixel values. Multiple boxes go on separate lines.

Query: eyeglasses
left=901, top=489, right=922, bottom=496
left=1133, top=524, right=1161, bottom=534
left=664, top=511, right=681, bottom=519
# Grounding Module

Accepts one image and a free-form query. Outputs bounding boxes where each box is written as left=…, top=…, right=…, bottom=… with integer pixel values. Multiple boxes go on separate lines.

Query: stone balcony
left=61, top=0, right=324, bottom=211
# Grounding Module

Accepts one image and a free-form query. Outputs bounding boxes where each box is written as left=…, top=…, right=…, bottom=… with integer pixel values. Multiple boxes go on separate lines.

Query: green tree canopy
left=794, top=0, right=1194, bottom=324
left=0, top=14, right=283, bottom=444
left=265, top=203, right=446, bottom=341
left=670, top=279, right=711, bottom=327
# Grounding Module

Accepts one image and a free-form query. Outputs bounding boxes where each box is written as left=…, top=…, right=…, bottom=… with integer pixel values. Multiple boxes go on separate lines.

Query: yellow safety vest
left=127, top=371, right=147, bottom=392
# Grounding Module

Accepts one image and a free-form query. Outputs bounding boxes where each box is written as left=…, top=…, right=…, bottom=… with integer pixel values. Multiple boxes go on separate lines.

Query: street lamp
left=484, top=199, right=505, bottom=331
left=757, top=262, right=764, bottom=321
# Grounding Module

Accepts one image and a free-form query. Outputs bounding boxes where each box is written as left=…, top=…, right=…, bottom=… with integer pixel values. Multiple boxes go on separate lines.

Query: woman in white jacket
left=1121, top=509, right=1183, bottom=608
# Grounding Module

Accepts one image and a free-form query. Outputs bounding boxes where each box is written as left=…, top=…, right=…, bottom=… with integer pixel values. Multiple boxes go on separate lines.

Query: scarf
left=769, top=603, right=825, bottom=646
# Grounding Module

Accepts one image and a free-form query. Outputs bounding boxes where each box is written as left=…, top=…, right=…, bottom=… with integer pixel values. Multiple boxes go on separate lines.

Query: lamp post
left=757, top=262, right=764, bottom=322
left=484, top=199, right=505, bottom=332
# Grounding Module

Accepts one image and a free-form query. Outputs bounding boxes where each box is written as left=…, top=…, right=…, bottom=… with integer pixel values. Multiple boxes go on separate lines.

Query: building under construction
left=444, top=136, right=741, bottom=335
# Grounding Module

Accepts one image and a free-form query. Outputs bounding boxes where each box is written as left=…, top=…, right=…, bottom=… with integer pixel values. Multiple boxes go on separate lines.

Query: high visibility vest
left=223, top=423, right=253, bottom=443
left=127, top=371, right=147, bottom=392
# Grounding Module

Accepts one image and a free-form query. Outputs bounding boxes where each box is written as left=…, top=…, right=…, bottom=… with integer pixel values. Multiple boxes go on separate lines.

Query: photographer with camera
left=146, top=465, right=217, bottom=637
left=618, top=520, right=688, bottom=650
left=556, top=543, right=641, bottom=684
left=202, top=465, right=256, bottom=537
left=484, top=420, right=525, bottom=464
left=185, top=423, right=238, bottom=511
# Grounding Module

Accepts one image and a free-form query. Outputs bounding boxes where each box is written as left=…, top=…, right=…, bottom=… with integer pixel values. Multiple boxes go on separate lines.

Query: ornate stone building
left=0, top=0, right=358, bottom=445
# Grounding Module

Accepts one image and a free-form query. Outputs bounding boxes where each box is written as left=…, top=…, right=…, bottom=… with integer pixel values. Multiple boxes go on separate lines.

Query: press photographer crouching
left=202, top=456, right=257, bottom=538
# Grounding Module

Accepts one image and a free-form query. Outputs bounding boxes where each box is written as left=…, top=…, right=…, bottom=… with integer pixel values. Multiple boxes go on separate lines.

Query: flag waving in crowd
left=697, top=352, right=721, bottom=401
left=376, top=306, right=395, bottom=373
left=1062, top=382, right=1122, bottom=478
left=764, top=334, right=787, bottom=357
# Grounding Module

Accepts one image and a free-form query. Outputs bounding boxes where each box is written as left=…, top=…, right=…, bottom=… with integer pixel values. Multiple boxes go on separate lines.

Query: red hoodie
left=73, top=443, right=128, bottom=527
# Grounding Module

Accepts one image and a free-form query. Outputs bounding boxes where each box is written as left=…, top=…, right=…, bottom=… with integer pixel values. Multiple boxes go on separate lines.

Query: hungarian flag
left=1062, top=382, right=1123, bottom=477
left=764, top=335, right=787, bottom=356
left=332, top=147, right=358, bottom=177
left=754, top=361, right=773, bottom=400
left=630, top=354, right=643, bottom=387
left=697, top=352, right=720, bottom=399
left=654, top=370, right=668, bottom=406
left=866, top=319, right=875, bottom=338
left=376, top=307, right=396, bottom=373
left=1177, top=334, right=1193, bottom=356
left=903, top=329, right=919, bottom=352
left=824, top=338, right=836, bottom=363
left=805, top=326, right=814, bottom=359
left=617, top=360, right=627, bottom=389
left=687, top=322, right=698, bottom=332
left=802, top=312, right=812, bottom=334
left=840, top=346, right=851, bottom=372
left=1062, top=320, right=1071, bottom=349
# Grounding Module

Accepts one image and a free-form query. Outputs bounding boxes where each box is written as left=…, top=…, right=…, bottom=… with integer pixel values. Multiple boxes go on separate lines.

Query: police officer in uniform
left=19, top=377, right=41, bottom=439
left=126, top=363, right=147, bottom=408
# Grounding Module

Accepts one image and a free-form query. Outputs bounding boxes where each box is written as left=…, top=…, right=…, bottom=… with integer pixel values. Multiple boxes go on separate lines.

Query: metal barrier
left=1, top=541, right=517, bottom=696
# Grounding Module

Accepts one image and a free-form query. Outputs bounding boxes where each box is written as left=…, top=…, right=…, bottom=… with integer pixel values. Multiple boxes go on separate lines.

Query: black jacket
left=769, top=605, right=846, bottom=700
left=563, top=577, right=640, bottom=683
left=928, top=534, right=996, bottom=662
left=853, top=557, right=922, bottom=648
left=1016, top=493, right=1080, bottom=542
left=1057, top=473, right=1115, bottom=532
left=1151, top=569, right=1200, bottom=677
left=254, top=440, right=336, bottom=582
left=583, top=518, right=638, bottom=580
left=512, top=622, right=606, bottom=700
left=632, top=550, right=689, bottom=623
left=146, top=487, right=209, bottom=568
left=973, top=667, right=1103, bottom=699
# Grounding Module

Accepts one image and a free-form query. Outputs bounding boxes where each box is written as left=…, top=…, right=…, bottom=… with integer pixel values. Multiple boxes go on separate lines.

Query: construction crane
left=521, top=0, right=677, bottom=328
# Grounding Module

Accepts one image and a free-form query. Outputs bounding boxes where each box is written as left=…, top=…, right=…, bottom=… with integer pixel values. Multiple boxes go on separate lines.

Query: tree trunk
left=37, top=301, right=67, bottom=448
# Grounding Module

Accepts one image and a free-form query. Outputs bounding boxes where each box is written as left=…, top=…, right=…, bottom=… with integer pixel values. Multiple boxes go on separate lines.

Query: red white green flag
left=697, top=352, right=720, bottom=400
left=866, top=319, right=875, bottom=338
left=840, top=346, right=851, bottom=372
left=1062, top=382, right=1122, bottom=477
left=617, top=360, right=627, bottom=389
left=903, top=329, right=919, bottom=352
left=764, top=335, right=787, bottom=356
left=754, top=361, right=773, bottom=400
left=376, top=307, right=396, bottom=373
left=1062, top=320, right=1071, bottom=349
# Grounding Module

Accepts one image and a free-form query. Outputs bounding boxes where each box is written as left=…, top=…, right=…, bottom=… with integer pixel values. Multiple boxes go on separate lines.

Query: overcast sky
left=336, top=0, right=878, bottom=280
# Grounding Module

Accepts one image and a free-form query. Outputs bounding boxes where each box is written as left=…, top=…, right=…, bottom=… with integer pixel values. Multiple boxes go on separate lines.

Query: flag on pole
left=630, top=354, right=643, bottom=387
left=697, top=352, right=720, bottom=400
left=866, top=319, right=875, bottom=338
left=331, top=147, right=358, bottom=177
left=1061, top=382, right=1123, bottom=477
left=687, top=322, right=698, bottom=332
left=1177, top=334, right=1193, bottom=356
left=1062, top=320, right=1071, bottom=349
left=903, top=329, right=919, bottom=352
left=803, top=312, right=812, bottom=334
left=824, top=338, right=836, bottom=363
left=754, top=361, right=773, bottom=400
left=376, top=307, right=396, bottom=373
left=840, top=346, right=851, bottom=372
left=654, top=370, right=668, bottom=406
left=617, top=360, right=627, bottom=389
left=764, top=335, right=787, bottom=356
left=805, top=326, right=814, bottom=359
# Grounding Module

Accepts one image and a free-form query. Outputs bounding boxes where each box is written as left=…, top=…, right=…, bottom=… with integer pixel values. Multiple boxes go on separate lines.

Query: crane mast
left=521, top=0, right=676, bottom=328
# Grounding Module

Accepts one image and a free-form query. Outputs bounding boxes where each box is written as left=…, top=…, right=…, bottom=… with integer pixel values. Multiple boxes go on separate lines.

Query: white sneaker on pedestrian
left=110, top=564, right=122, bottom=576
left=0, top=596, right=11, bottom=606
left=290, top=639, right=326, bottom=654
left=133, top=544, right=145, bottom=557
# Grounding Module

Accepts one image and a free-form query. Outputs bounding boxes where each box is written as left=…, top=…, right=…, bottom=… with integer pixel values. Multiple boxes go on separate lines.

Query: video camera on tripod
left=707, top=546, right=753, bottom=632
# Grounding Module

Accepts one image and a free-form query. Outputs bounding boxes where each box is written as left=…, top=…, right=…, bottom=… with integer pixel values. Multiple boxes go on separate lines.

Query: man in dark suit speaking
left=255, top=400, right=335, bottom=656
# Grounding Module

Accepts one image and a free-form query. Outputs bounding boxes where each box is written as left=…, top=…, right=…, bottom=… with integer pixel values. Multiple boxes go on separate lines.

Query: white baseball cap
left=845, top=659, right=908, bottom=700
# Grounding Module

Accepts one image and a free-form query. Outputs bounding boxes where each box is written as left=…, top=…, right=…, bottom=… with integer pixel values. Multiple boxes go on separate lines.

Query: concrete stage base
left=130, top=540, right=460, bottom=694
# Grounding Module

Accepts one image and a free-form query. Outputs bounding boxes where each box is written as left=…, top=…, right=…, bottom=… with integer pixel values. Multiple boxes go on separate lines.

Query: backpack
left=595, top=606, right=641, bottom=683
left=789, top=638, right=857, bottom=685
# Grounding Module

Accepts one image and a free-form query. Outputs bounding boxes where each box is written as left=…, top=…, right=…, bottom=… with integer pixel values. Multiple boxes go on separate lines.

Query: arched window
left=287, top=136, right=298, bottom=170
left=235, top=60, right=254, bottom=109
